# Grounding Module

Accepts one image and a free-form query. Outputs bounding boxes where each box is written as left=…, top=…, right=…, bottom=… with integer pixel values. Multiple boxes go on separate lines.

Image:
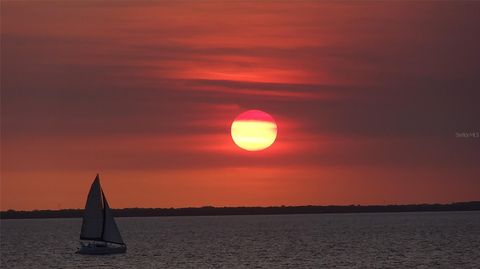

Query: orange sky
left=1, top=1, right=479, bottom=210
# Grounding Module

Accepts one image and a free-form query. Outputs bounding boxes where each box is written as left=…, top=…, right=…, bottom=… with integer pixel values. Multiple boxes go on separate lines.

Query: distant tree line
left=1, top=201, right=479, bottom=219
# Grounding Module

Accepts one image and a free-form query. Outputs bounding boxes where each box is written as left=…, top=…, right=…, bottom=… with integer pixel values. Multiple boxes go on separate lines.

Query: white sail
left=80, top=175, right=104, bottom=240
left=80, top=174, right=124, bottom=245
left=101, top=191, right=124, bottom=244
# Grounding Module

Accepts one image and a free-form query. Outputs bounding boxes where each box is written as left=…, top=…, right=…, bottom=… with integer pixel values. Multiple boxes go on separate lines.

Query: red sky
left=1, top=1, right=479, bottom=210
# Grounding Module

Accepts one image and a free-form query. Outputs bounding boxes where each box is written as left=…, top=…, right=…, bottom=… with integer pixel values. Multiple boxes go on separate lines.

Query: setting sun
left=231, top=110, right=277, bottom=151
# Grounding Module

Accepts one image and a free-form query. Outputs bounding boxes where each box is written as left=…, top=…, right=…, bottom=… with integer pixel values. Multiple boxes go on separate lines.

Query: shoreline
left=2, top=201, right=479, bottom=220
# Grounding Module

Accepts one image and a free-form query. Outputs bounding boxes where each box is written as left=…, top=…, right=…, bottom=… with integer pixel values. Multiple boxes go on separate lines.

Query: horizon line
left=2, top=200, right=479, bottom=213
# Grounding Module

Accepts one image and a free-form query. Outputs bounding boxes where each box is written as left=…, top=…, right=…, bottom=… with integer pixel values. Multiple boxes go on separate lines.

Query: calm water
left=1, top=212, right=479, bottom=268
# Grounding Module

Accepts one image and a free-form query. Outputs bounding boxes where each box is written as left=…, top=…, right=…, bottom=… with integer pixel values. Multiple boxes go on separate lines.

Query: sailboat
left=76, top=174, right=127, bottom=254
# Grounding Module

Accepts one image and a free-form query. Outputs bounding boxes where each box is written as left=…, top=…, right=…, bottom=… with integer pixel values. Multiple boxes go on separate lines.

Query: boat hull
left=76, top=243, right=126, bottom=255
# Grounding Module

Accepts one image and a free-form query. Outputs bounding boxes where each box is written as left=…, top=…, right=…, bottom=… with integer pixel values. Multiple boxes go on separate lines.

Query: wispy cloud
left=2, top=1, right=479, bottom=209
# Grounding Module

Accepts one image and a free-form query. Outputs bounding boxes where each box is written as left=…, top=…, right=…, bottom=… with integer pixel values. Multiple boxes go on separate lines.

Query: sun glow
left=231, top=110, right=277, bottom=151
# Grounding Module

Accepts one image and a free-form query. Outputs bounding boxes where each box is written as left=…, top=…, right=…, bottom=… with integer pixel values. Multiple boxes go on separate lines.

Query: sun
left=231, top=110, right=277, bottom=151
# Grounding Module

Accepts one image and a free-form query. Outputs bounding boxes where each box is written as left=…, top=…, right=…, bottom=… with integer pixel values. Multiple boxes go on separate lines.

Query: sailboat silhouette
left=76, top=174, right=126, bottom=254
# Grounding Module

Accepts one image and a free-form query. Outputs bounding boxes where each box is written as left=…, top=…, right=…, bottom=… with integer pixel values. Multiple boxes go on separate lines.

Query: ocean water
left=1, top=211, right=479, bottom=268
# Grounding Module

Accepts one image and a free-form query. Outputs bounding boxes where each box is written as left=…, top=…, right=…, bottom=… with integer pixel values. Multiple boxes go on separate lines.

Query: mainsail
left=80, top=175, right=124, bottom=245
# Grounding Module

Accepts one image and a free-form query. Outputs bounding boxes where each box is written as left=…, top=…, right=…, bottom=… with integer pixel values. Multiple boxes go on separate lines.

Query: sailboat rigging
left=76, top=174, right=126, bottom=254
